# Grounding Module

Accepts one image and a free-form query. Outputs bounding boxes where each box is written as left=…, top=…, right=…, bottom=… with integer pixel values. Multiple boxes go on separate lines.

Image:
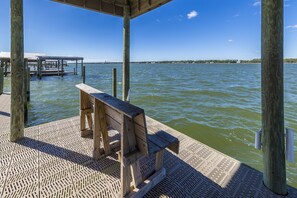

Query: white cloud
left=156, top=19, right=161, bottom=23
left=286, top=24, right=297, bottom=29
left=228, top=39, right=233, bottom=42
left=0, top=52, right=45, bottom=59
left=253, top=1, right=261, bottom=6
left=187, top=10, right=198, bottom=19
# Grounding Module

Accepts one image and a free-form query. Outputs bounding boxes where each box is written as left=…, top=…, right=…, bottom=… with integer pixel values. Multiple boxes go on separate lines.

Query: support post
left=82, top=65, right=86, bottom=84
left=61, top=59, right=64, bottom=77
left=37, top=59, right=40, bottom=77
left=40, top=60, right=43, bottom=79
left=122, top=5, right=130, bottom=102
left=262, top=0, right=287, bottom=195
left=57, top=60, right=60, bottom=76
left=23, top=59, right=28, bottom=123
left=75, top=60, right=78, bottom=75
left=27, top=66, right=30, bottom=102
left=112, top=68, right=117, bottom=97
left=10, top=0, right=24, bottom=142
left=0, top=61, right=4, bottom=95
left=81, top=60, right=83, bottom=77
left=4, top=61, right=8, bottom=77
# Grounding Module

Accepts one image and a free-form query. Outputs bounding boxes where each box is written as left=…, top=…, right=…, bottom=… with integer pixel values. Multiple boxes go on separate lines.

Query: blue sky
left=0, top=0, right=296, bottom=62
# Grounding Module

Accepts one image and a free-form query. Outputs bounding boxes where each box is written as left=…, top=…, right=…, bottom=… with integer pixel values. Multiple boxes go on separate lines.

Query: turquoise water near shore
left=3, top=63, right=297, bottom=187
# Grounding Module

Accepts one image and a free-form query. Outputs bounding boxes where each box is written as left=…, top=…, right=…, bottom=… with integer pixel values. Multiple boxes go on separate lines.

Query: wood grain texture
left=93, top=99, right=102, bottom=159
left=122, top=5, right=130, bottom=102
left=91, top=93, right=144, bottom=118
left=121, top=114, right=132, bottom=197
left=261, top=0, right=287, bottom=195
left=97, top=100, right=111, bottom=155
left=10, top=0, right=24, bottom=142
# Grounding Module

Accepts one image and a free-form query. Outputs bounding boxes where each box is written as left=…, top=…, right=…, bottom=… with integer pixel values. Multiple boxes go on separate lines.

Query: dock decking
left=0, top=93, right=296, bottom=197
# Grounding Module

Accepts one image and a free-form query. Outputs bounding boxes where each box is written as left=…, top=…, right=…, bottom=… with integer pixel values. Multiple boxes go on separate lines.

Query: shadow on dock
left=0, top=111, right=10, bottom=117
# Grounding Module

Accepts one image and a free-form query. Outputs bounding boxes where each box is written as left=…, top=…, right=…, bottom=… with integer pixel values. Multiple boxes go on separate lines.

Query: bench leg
left=155, top=150, right=164, bottom=171
left=80, top=110, right=86, bottom=136
left=93, top=104, right=101, bottom=160
left=97, top=101, right=111, bottom=155
left=121, top=159, right=132, bottom=197
left=86, top=112, right=93, bottom=131
left=130, top=161, right=142, bottom=188
left=80, top=109, right=93, bottom=137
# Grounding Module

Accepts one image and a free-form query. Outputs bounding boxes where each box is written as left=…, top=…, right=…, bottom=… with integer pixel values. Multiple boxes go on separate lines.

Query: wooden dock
left=0, top=93, right=296, bottom=197
left=4, top=70, right=75, bottom=77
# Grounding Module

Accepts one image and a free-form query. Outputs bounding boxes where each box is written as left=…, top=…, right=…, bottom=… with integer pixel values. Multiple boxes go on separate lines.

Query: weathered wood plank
left=106, top=114, right=121, bottom=132
left=93, top=99, right=102, bottom=160
left=76, top=83, right=103, bottom=94
left=155, top=150, right=164, bottom=171
left=147, top=135, right=168, bottom=150
left=125, top=168, right=166, bottom=198
left=97, top=100, right=111, bottom=155
left=121, top=114, right=132, bottom=197
left=130, top=160, right=142, bottom=188
left=153, top=130, right=179, bottom=154
left=91, top=93, right=144, bottom=118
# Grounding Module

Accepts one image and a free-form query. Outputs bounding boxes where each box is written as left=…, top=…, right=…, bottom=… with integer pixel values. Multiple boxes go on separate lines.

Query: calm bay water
left=3, top=63, right=297, bottom=187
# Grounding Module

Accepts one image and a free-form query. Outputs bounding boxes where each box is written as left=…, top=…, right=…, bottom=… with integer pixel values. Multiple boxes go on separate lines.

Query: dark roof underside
left=52, top=0, right=171, bottom=18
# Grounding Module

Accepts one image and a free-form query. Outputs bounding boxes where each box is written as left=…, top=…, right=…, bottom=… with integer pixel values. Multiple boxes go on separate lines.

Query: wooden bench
left=76, top=83, right=179, bottom=198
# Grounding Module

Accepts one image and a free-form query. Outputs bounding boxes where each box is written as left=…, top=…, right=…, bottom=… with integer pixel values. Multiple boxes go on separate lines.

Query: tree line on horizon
left=86, top=58, right=297, bottom=64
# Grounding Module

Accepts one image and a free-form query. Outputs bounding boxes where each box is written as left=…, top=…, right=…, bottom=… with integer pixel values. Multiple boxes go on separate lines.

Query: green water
left=3, top=63, right=297, bottom=187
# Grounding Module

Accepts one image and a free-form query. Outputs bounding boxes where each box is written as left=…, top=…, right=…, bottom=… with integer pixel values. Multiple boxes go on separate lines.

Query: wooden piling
left=23, top=59, right=28, bottom=123
left=81, top=60, right=83, bottom=77
left=57, top=60, right=60, bottom=76
left=4, top=61, right=8, bottom=77
left=27, top=66, right=30, bottom=102
left=82, top=65, right=86, bottom=84
left=0, top=63, right=4, bottom=95
left=122, top=5, right=130, bottom=102
left=40, top=60, right=43, bottom=79
left=75, top=60, right=78, bottom=75
left=261, top=0, right=287, bottom=195
left=112, top=68, right=117, bottom=97
left=10, top=0, right=24, bottom=142
left=61, top=59, right=64, bottom=77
